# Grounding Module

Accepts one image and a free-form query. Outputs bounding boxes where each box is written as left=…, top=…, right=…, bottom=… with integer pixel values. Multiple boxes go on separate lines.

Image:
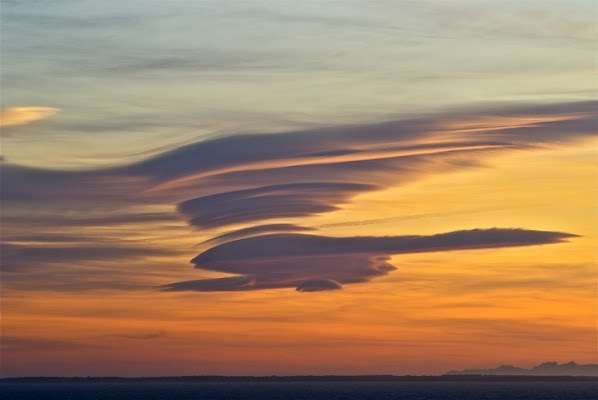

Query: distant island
left=2, top=362, right=598, bottom=384
left=445, top=361, right=598, bottom=377
left=2, top=362, right=597, bottom=383
left=1, top=375, right=596, bottom=384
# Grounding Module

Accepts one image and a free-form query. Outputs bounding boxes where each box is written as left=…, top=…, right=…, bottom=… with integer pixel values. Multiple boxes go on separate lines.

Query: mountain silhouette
left=445, top=361, right=598, bottom=376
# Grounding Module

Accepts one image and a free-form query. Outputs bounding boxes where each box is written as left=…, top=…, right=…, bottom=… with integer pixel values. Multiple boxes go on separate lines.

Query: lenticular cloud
left=160, top=229, right=577, bottom=292
left=2, top=101, right=590, bottom=293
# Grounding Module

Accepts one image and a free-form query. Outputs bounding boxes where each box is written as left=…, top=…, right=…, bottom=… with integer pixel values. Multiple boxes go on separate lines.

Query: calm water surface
left=1, top=381, right=596, bottom=400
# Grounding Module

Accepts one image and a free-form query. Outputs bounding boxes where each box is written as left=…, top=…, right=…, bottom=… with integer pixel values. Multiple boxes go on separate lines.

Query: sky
left=1, top=0, right=597, bottom=377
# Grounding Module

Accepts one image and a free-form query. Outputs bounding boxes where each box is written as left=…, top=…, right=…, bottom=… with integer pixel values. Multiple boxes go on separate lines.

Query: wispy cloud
left=4, top=101, right=594, bottom=205
left=1, top=106, right=60, bottom=128
left=1, top=243, right=176, bottom=272
left=113, top=332, right=166, bottom=340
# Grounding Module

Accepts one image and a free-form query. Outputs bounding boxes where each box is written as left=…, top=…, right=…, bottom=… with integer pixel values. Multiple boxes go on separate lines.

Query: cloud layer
left=178, top=182, right=377, bottom=228
left=1, top=101, right=592, bottom=292
left=0, top=106, right=60, bottom=128
left=160, top=229, right=577, bottom=292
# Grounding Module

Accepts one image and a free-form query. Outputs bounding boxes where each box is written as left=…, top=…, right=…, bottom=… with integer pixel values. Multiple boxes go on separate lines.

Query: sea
left=1, top=381, right=596, bottom=400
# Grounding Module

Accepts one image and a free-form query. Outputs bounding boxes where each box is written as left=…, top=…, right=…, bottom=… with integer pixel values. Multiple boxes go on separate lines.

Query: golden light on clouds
left=0, top=106, right=60, bottom=127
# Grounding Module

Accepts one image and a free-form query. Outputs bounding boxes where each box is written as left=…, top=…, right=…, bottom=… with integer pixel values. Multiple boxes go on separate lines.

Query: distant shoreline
left=2, top=375, right=597, bottom=383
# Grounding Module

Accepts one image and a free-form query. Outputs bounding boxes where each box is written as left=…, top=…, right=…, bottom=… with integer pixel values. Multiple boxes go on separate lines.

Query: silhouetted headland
left=2, top=375, right=597, bottom=383
left=3, top=362, right=597, bottom=383
left=445, top=361, right=598, bottom=377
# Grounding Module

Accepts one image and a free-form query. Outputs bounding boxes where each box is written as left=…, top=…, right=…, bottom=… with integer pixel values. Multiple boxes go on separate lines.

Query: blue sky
left=2, top=0, right=596, bottom=168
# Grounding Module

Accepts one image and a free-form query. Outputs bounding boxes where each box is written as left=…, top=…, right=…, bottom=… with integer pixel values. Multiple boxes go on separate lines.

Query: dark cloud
left=202, top=224, right=315, bottom=245
left=1, top=101, right=592, bottom=293
left=121, top=100, right=595, bottom=182
left=1, top=243, right=176, bottom=271
left=480, top=113, right=597, bottom=143
left=296, top=279, right=343, bottom=292
left=194, top=146, right=498, bottom=195
left=16, top=245, right=172, bottom=261
left=1, top=233, right=107, bottom=243
left=113, top=332, right=165, bottom=340
left=160, top=229, right=577, bottom=292
left=3, top=101, right=594, bottom=205
left=1, top=212, right=179, bottom=228
left=178, top=182, right=377, bottom=228
left=122, top=128, right=503, bottom=189
left=0, top=164, right=147, bottom=204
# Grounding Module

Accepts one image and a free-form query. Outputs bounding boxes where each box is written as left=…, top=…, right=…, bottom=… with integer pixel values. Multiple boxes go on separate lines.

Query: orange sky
left=2, top=113, right=596, bottom=377
left=2, top=0, right=597, bottom=378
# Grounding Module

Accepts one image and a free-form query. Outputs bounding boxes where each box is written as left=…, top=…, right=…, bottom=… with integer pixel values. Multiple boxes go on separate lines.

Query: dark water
left=1, top=382, right=596, bottom=400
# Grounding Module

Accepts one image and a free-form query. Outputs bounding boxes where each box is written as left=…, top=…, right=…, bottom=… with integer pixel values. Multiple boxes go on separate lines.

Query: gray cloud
left=194, top=145, right=498, bottom=197
left=1, top=212, right=179, bottom=229
left=1, top=233, right=108, bottom=244
left=3, top=101, right=594, bottom=205
left=202, top=224, right=315, bottom=245
left=178, top=182, right=377, bottom=228
left=113, top=332, right=166, bottom=340
left=1, top=101, right=592, bottom=293
left=160, top=229, right=577, bottom=292
left=121, top=123, right=501, bottom=186
left=1, top=243, right=176, bottom=272
left=0, top=164, right=147, bottom=204
left=296, top=279, right=343, bottom=292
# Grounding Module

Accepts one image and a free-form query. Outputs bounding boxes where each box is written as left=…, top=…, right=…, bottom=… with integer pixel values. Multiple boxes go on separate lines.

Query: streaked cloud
left=2, top=0, right=596, bottom=378
left=296, top=279, right=343, bottom=292
left=1, top=101, right=593, bottom=293
left=1, top=243, right=176, bottom=272
left=0, top=106, right=60, bottom=128
left=113, top=332, right=166, bottom=340
left=178, top=182, right=378, bottom=229
left=202, top=224, right=315, bottom=246
left=160, top=229, right=577, bottom=292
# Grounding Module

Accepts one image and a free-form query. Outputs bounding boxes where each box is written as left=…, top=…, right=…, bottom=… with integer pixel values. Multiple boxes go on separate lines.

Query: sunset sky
left=1, top=0, right=597, bottom=377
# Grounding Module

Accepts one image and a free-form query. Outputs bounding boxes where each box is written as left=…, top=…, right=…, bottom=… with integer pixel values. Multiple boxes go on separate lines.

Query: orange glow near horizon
left=2, top=135, right=596, bottom=377
left=3, top=0, right=597, bottom=380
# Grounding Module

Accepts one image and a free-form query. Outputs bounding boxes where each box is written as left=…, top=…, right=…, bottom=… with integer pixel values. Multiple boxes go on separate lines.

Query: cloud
left=178, top=182, right=377, bottom=229
left=1, top=101, right=592, bottom=293
left=0, top=106, right=60, bottom=128
left=1, top=211, right=178, bottom=228
left=1, top=233, right=108, bottom=244
left=314, top=206, right=513, bottom=229
left=123, top=122, right=499, bottom=185
left=160, top=229, right=577, bottom=292
left=1, top=243, right=176, bottom=271
left=202, top=224, right=315, bottom=245
left=3, top=101, right=594, bottom=206
left=103, top=48, right=278, bottom=75
left=113, top=332, right=165, bottom=340
left=296, top=279, right=343, bottom=292
left=0, top=164, right=149, bottom=204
